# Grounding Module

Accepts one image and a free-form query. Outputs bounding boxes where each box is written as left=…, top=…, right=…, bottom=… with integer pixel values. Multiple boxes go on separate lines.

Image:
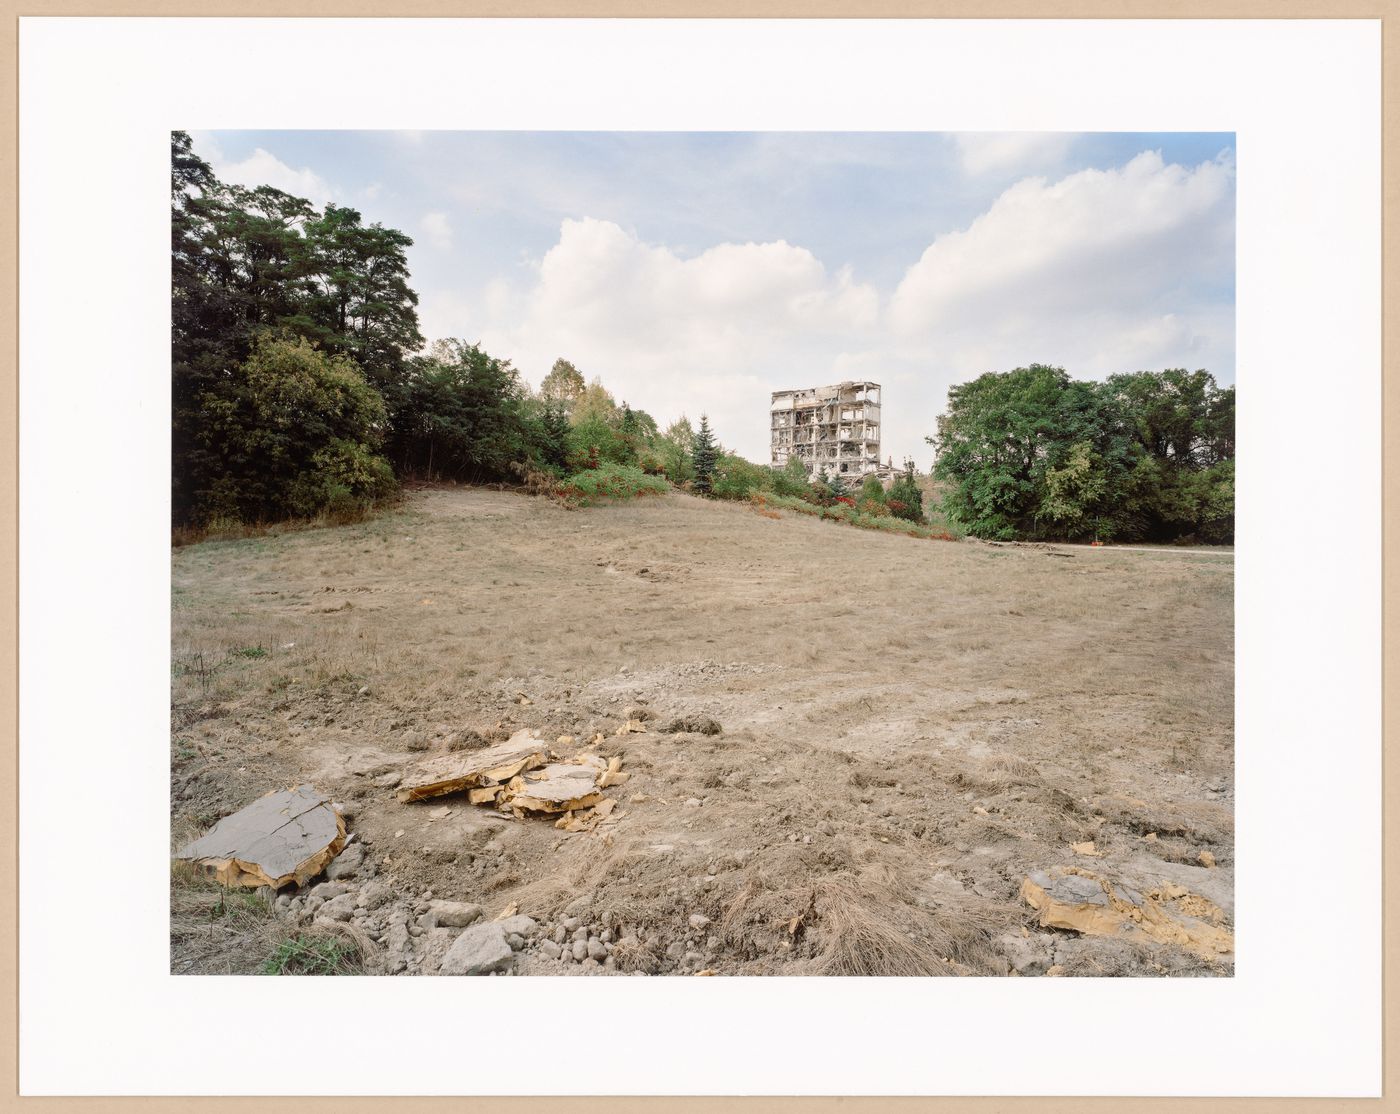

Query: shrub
left=559, top=462, right=669, bottom=505
left=768, top=457, right=812, bottom=498
left=565, top=415, right=636, bottom=472
left=711, top=453, right=774, bottom=501
left=887, top=465, right=925, bottom=522
left=752, top=492, right=960, bottom=543
left=193, top=334, right=396, bottom=525
left=859, top=475, right=887, bottom=505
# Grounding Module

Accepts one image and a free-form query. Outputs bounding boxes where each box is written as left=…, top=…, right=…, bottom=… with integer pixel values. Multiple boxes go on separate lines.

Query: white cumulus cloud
left=421, top=211, right=453, bottom=250
left=890, top=150, right=1234, bottom=346
left=953, top=132, right=1075, bottom=177
left=211, top=147, right=337, bottom=208
left=422, top=151, right=1234, bottom=465
left=450, top=218, right=879, bottom=458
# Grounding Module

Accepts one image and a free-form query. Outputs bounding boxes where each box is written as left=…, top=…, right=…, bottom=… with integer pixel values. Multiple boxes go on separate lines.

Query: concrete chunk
left=439, top=923, right=513, bottom=976
left=174, top=785, right=345, bottom=889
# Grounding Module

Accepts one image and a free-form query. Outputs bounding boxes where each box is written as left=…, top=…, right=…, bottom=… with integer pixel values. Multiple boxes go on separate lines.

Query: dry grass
left=171, top=486, right=1234, bottom=977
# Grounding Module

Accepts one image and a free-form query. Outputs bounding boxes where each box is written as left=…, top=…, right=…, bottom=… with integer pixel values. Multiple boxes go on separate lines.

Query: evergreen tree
left=691, top=414, right=719, bottom=495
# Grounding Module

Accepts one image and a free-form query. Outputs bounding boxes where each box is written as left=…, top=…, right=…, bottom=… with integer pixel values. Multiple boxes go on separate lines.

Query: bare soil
left=171, top=486, right=1234, bottom=977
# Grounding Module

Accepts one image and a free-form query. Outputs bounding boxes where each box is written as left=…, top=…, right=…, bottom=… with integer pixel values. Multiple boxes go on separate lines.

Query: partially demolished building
left=770, top=380, right=884, bottom=483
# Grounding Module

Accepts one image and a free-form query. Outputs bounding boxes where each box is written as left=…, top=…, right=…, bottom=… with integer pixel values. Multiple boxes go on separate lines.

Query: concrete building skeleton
left=770, top=380, right=892, bottom=485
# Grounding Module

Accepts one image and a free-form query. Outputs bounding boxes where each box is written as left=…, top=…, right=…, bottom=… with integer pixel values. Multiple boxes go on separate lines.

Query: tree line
left=173, top=132, right=1228, bottom=543
left=929, top=364, right=1234, bottom=543
left=173, top=133, right=690, bottom=526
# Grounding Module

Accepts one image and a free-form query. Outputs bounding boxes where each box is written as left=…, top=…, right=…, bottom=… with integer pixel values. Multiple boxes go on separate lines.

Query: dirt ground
left=170, top=486, right=1234, bottom=977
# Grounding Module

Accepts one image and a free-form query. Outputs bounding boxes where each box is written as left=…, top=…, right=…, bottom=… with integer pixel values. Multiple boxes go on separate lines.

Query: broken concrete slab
left=505, top=761, right=605, bottom=815
left=396, top=730, right=548, bottom=803
left=174, top=784, right=346, bottom=889
left=1021, top=866, right=1233, bottom=961
left=438, top=922, right=514, bottom=976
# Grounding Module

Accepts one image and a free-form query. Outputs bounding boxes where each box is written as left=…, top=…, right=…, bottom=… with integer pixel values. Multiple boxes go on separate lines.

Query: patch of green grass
left=232, top=645, right=268, bottom=660
left=262, top=934, right=360, bottom=976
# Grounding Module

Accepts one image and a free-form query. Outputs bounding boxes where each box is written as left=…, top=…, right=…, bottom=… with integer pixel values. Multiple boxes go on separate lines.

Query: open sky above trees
left=190, top=130, right=1236, bottom=466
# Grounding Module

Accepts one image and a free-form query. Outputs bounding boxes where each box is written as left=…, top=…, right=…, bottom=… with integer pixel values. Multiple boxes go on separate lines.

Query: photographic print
left=169, top=128, right=1235, bottom=979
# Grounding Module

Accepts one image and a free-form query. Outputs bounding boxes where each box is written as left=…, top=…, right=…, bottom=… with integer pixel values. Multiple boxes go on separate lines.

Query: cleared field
left=171, top=486, right=1234, bottom=977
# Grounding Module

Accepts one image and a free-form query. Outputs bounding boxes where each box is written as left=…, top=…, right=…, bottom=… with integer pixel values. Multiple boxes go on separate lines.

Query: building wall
left=770, top=381, right=883, bottom=483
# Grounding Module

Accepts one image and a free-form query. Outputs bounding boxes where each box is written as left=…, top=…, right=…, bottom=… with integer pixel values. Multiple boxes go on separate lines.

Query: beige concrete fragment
left=396, top=730, right=547, bottom=802
left=598, top=756, right=630, bottom=789
left=174, top=785, right=345, bottom=890
left=505, top=761, right=605, bottom=814
left=1021, top=866, right=1233, bottom=961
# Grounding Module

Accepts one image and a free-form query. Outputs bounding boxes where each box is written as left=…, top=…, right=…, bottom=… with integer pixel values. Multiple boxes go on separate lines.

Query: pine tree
left=692, top=414, right=719, bottom=495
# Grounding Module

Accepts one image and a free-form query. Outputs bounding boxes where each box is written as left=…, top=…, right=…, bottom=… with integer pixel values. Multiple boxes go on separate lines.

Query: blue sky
left=193, top=130, right=1236, bottom=465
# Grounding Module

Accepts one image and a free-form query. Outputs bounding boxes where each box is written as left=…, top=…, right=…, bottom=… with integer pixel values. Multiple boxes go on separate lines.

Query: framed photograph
left=10, top=8, right=1388, bottom=1108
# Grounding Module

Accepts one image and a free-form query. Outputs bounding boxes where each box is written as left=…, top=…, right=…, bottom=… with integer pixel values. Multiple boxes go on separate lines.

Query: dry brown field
left=171, top=486, right=1233, bottom=977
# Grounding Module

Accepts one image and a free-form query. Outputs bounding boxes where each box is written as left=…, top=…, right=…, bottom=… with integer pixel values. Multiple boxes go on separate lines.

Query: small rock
left=683, top=798, right=702, bottom=809
left=315, top=893, right=357, bottom=923
left=998, top=932, right=1052, bottom=977
left=552, top=925, right=567, bottom=945
left=688, top=914, right=710, bottom=930
left=496, top=914, right=536, bottom=937
left=439, top=923, right=514, bottom=976
left=539, top=939, right=562, bottom=960
left=572, top=939, right=589, bottom=962
left=588, top=937, right=608, bottom=961
left=357, top=880, right=393, bottom=910
left=563, top=895, right=593, bottom=917
left=375, top=771, right=402, bottom=790
left=604, top=956, right=617, bottom=970
left=326, top=839, right=369, bottom=884
left=507, top=933, right=525, bottom=950
left=1198, top=850, right=1217, bottom=868
left=571, top=926, right=589, bottom=944
left=428, top=901, right=483, bottom=928
left=308, top=881, right=350, bottom=901
left=562, top=916, right=581, bottom=932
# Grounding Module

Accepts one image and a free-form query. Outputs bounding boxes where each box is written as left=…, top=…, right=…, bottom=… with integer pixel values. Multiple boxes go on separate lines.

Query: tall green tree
left=658, top=416, right=696, bottom=483
left=171, top=131, right=424, bottom=524
left=691, top=414, right=719, bottom=495
left=389, top=339, right=533, bottom=481
left=193, top=334, right=396, bottom=523
left=539, top=358, right=586, bottom=407
left=930, top=363, right=1233, bottom=542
